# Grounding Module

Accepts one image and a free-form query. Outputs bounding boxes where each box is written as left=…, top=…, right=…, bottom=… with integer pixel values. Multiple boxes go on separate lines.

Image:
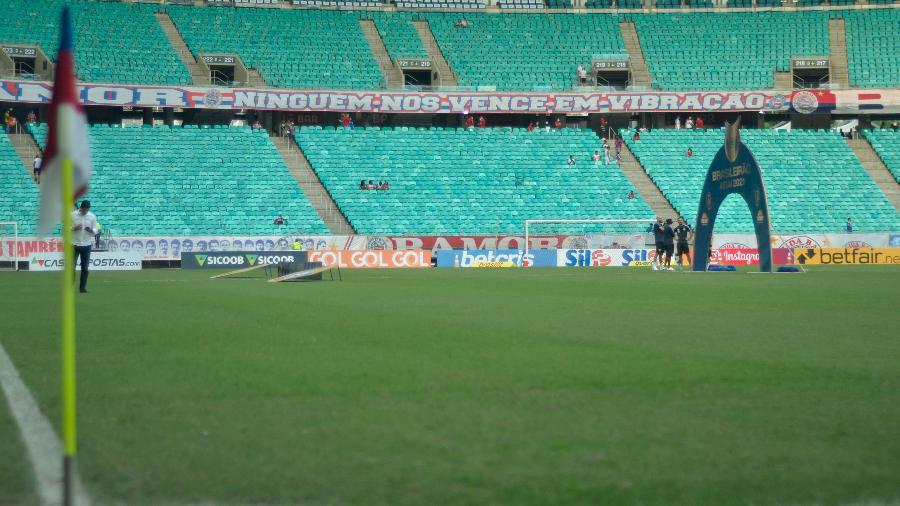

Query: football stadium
left=1, top=0, right=899, bottom=504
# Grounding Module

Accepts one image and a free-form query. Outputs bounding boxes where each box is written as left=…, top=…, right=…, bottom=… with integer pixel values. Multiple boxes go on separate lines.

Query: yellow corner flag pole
left=60, top=157, right=77, bottom=506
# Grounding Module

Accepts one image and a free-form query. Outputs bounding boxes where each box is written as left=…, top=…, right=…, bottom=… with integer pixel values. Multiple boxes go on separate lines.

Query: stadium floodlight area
left=0, top=222, right=18, bottom=271
left=524, top=219, right=656, bottom=258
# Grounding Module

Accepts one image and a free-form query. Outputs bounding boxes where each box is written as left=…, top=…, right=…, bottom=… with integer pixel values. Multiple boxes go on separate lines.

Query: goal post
left=0, top=222, right=18, bottom=271
left=523, top=219, right=657, bottom=259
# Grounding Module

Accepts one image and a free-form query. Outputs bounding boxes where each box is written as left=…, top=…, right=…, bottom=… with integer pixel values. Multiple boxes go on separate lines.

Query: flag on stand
left=37, top=7, right=92, bottom=236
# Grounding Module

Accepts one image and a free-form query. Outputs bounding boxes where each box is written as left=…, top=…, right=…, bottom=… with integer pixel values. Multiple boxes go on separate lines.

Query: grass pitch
left=1, top=266, right=899, bottom=505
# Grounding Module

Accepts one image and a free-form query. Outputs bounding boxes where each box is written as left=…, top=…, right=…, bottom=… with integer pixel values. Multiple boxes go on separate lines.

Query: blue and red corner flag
left=38, top=6, right=92, bottom=236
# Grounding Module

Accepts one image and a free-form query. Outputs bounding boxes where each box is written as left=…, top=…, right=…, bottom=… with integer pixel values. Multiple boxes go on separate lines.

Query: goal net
left=523, top=219, right=656, bottom=258
left=0, top=222, right=18, bottom=271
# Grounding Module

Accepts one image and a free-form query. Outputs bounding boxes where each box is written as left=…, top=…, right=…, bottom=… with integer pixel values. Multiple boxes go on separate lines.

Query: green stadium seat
left=295, top=126, right=654, bottom=235
left=21, top=123, right=329, bottom=237
left=621, top=128, right=900, bottom=232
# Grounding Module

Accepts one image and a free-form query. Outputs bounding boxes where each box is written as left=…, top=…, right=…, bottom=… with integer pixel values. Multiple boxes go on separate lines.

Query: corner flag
left=37, top=7, right=92, bottom=237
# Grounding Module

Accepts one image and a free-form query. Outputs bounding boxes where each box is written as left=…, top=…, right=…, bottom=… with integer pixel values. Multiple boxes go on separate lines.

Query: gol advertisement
left=793, top=248, right=900, bottom=265
left=307, top=250, right=431, bottom=268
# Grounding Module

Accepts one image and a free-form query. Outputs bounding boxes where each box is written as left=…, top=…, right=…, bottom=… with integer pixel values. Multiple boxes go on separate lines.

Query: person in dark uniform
left=662, top=218, right=676, bottom=271
left=650, top=217, right=665, bottom=271
left=673, top=217, right=693, bottom=271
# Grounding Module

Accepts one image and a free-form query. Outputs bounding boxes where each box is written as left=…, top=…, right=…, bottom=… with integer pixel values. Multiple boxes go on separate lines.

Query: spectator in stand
left=348, top=117, right=354, bottom=129
left=341, top=114, right=351, bottom=128
left=383, top=180, right=390, bottom=190
left=675, top=116, right=681, bottom=130
left=892, top=122, right=898, bottom=131
left=604, top=143, right=612, bottom=165
left=527, top=122, right=535, bottom=133
left=477, top=115, right=487, bottom=128
left=554, top=117, right=563, bottom=129
left=544, top=120, right=551, bottom=132
left=614, top=137, right=622, bottom=161
left=592, top=150, right=601, bottom=163
left=5, top=110, right=17, bottom=133
left=685, top=116, right=694, bottom=129
left=567, top=155, right=576, bottom=166
left=465, top=115, right=475, bottom=130
left=288, top=120, right=295, bottom=136
left=368, top=180, right=376, bottom=190
left=633, top=131, right=640, bottom=141
left=359, top=179, right=367, bottom=190
left=577, top=64, right=588, bottom=84
left=627, top=190, right=636, bottom=200
left=33, top=152, right=42, bottom=184
left=273, top=214, right=285, bottom=226
left=26, top=110, right=37, bottom=124
left=686, top=148, right=693, bottom=157
left=846, top=217, right=853, bottom=233
left=696, top=116, right=705, bottom=129
left=251, top=119, right=262, bottom=130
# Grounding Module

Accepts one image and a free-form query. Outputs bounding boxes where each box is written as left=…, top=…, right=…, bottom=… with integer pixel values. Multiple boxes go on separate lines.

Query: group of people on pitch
left=650, top=217, right=693, bottom=271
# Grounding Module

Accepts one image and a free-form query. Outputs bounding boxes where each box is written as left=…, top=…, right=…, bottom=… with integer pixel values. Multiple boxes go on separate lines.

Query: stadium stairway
left=155, top=12, right=210, bottom=86
left=270, top=135, right=355, bottom=235
left=360, top=19, right=405, bottom=90
left=773, top=71, right=793, bottom=89
left=412, top=20, right=458, bottom=87
left=846, top=137, right=900, bottom=211
left=5, top=131, right=39, bottom=180
left=828, top=18, right=851, bottom=88
left=619, top=20, right=652, bottom=89
left=615, top=134, right=681, bottom=220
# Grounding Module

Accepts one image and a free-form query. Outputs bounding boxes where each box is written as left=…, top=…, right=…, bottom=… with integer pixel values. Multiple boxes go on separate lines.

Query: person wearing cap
left=72, top=200, right=97, bottom=293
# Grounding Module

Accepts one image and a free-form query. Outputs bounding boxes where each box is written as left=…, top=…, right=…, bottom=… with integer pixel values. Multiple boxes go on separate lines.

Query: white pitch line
left=0, top=340, right=91, bottom=506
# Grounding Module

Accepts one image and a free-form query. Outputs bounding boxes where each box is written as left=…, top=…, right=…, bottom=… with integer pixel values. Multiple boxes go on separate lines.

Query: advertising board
left=307, top=250, right=431, bottom=268
left=28, top=252, right=143, bottom=271
left=793, top=248, right=900, bottom=265
left=435, top=249, right=556, bottom=268
left=180, top=251, right=307, bottom=269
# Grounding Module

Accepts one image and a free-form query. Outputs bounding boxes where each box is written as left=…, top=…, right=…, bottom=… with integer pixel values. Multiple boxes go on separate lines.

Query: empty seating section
left=168, top=7, right=383, bottom=90
left=26, top=124, right=329, bottom=236
left=397, top=0, right=486, bottom=8
left=370, top=13, right=429, bottom=60
left=500, top=0, right=546, bottom=9
left=0, top=0, right=189, bottom=85
left=546, top=0, right=574, bottom=8
left=845, top=9, right=900, bottom=89
left=0, top=135, right=39, bottom=235
left=423, top=13, right=625, bottom=90
left=293, top=0, right=384, bottom=6
left=632, top=11, right=830, bottom=90
left=863, top=129, right=900, bottom=183
left=622, top=129, right=899, bottom=232
left=295, top=127, right=653, bottom=235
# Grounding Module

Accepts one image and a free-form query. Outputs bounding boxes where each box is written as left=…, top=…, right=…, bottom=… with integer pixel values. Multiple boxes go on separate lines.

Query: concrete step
left=412, top=20, right=458, bottom=87
left=6, top=131, right=40, bottom=182
left=270, top=135, right=355, bottom=235
left=155, top=12, right=210, bottom=85
left=616, top=137, right=681, bottom=220
left=359, top=19, right=403, bottom=90
left=619, top=21, right=652, bottom=88
left=773, top=71, right=792, bottom=90
left=247, top=69, right=266, bottom=87
left=846, top=138, right=900, bottom=211
left=828, top=18, right=851, bottom=88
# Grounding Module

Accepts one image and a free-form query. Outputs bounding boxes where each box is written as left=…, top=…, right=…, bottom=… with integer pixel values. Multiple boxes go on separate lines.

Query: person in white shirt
left=577, top=64, right=587, bottom=84
left=72, top=200, right=97, bottom=293
left=33, top=153, right=42, bottom=184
